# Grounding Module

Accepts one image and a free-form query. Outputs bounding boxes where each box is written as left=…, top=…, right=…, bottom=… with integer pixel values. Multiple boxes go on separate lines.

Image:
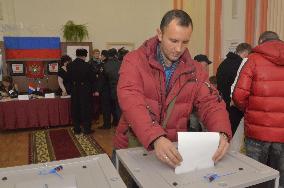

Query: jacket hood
left=253, top=40, right=284, bottom=65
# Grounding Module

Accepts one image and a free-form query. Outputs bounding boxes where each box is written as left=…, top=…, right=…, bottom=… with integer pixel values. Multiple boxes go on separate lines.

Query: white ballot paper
left=175, top=132, right=220, bottom=174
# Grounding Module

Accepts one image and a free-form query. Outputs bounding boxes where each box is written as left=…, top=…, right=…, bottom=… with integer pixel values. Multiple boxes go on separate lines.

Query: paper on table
left=175, top=132, right=220, bottom=174
left=60, top=95, right=71, bottom=98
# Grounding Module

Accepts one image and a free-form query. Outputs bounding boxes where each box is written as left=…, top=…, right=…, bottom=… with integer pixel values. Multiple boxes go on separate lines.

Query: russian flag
left=4, top=37, right=61, bottom=60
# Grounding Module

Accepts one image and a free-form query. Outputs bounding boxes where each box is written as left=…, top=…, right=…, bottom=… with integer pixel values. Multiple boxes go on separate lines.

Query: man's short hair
left=108, top=48, right=117, bottom=58
left=160, top=9, right=193, bottom=32
left=258, top=31, right=279, bottom=44
left=76, top=49, right=88, bottom=57
left=236, top=43, right=252, bottom=54
left=117, top=47, right=129, bottom=61
left=101, top=50, right=108, bottom=58
left=93, top=49, right=100, bottom=53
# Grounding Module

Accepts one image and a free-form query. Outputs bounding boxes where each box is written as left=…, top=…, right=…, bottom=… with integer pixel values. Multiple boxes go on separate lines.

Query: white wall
left=184, top=0, right=206, bottom=57
left=267, top=0, right=284, bottom=41
left=208, top=0, right=215, bottom=76
left=221, top=0, right=246, bottom=59
left=0, top=0, right=172, bottom=50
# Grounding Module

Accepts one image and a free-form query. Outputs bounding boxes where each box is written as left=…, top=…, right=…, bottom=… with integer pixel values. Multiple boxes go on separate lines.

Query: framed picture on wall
left=61, top=42, right=93, bottom=62
left=10, top=62, right=25, bottom=76
left=47, top=61, right=59, bottom=75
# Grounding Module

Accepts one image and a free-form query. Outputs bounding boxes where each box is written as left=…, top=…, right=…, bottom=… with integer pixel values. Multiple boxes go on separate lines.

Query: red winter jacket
left=233, top=40, right=284, bottom=143
left=114, top=36, right=232, bottom=149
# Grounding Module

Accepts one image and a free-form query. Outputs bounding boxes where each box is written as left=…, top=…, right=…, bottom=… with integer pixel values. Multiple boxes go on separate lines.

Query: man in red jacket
left=233, top=31, right=284, bottom=188
left=114, top=10, right=232, bottom=168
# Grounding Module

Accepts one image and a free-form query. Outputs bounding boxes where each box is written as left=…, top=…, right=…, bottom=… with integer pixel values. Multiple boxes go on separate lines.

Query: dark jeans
left=245, top=138, right=284, bottom=188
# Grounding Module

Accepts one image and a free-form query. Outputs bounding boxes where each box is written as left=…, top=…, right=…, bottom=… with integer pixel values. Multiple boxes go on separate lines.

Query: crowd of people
left=56, top=47, right=129, bottom=134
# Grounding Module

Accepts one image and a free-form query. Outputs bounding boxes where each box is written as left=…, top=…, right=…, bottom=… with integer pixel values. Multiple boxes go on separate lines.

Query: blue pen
left=204, top=171, right=237, bottom=182
left=38, top=165, right=63, bottom=178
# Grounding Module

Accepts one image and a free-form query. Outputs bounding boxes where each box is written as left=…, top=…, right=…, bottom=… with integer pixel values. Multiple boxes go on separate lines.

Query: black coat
left=89, top=58, right=103, bottom=92
left=67, top=57, right=95, bottom=126
left=103, top=58, right=121, bottom=100
left=95, top=61, right=111, bottom=95
left=216, top=52, right=243, bottom=108
left=67, top=58, right=95, bottom=92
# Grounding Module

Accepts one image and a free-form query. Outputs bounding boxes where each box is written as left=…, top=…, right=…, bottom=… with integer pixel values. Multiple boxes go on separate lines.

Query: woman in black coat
left=57, top=55, right=72, bottom=96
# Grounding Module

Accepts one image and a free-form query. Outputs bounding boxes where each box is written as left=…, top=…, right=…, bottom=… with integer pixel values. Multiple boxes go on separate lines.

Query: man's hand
left=62, top=91, right=67, bottom=96
left=212, top=133, right=230, bottom=162
left=153, top=136, right=183, bottom=168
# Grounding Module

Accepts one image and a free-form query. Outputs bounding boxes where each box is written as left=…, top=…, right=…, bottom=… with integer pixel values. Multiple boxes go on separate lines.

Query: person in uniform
left=89, top=49, right=102, bottom=123
left=103, top=48, right=122, bottom=127
left=96, top=50, right=113, bottom=129
left=67, top=49, right=95, bottom=134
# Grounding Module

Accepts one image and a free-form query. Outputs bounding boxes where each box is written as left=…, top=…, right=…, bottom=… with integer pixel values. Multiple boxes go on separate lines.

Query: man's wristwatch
left=219, top=132, right=229, bottom=142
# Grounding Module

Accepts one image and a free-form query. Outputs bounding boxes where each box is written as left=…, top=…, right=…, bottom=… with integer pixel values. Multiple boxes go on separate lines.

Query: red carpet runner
left=29, top=128, right=104, bottom=164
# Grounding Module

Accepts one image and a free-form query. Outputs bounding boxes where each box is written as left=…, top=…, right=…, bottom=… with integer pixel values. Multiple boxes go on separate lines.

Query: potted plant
left=62, top=20, right=89, bottom=42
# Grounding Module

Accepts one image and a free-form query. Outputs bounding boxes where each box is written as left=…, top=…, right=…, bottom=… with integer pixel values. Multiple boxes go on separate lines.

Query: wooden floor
left=0, top=119, right=115, bottom=168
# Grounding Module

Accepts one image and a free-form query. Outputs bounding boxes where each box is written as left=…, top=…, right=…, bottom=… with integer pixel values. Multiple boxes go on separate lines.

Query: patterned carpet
left=29, top=128, right=105, bottom=164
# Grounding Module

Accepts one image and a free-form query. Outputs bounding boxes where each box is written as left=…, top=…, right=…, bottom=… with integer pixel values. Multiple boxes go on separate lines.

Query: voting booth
left=0, top=154, right=126, bottom=188
left=116, top=147, right=279, bottom=188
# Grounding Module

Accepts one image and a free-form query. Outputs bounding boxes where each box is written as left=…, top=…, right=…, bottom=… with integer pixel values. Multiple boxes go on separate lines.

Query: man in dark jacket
left=217, top=43, right=251, bottom=108
left=67, top=49, right=95, bottom=134
left=96, top=50, right=113, bottom=129
left=104, top=48, right=122, bottom=127
left=89, top=49, right=102, bottom=123
left=216, top=43, right=251, bottom=134
left=233, top=31, right=284, bottom=188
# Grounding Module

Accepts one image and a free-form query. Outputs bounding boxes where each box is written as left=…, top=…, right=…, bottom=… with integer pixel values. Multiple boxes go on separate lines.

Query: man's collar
left=156, top=44, right=179, bottom=68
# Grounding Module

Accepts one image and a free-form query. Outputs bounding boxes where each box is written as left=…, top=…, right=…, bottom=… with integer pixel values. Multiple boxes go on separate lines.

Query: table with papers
left=0, top=154, right=126, bottom=188
left=116, top=147, right=280, bottom=188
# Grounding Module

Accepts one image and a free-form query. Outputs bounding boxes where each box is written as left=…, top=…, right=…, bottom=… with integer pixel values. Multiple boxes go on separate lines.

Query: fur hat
left=76, top=49, right=88, bottom=57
